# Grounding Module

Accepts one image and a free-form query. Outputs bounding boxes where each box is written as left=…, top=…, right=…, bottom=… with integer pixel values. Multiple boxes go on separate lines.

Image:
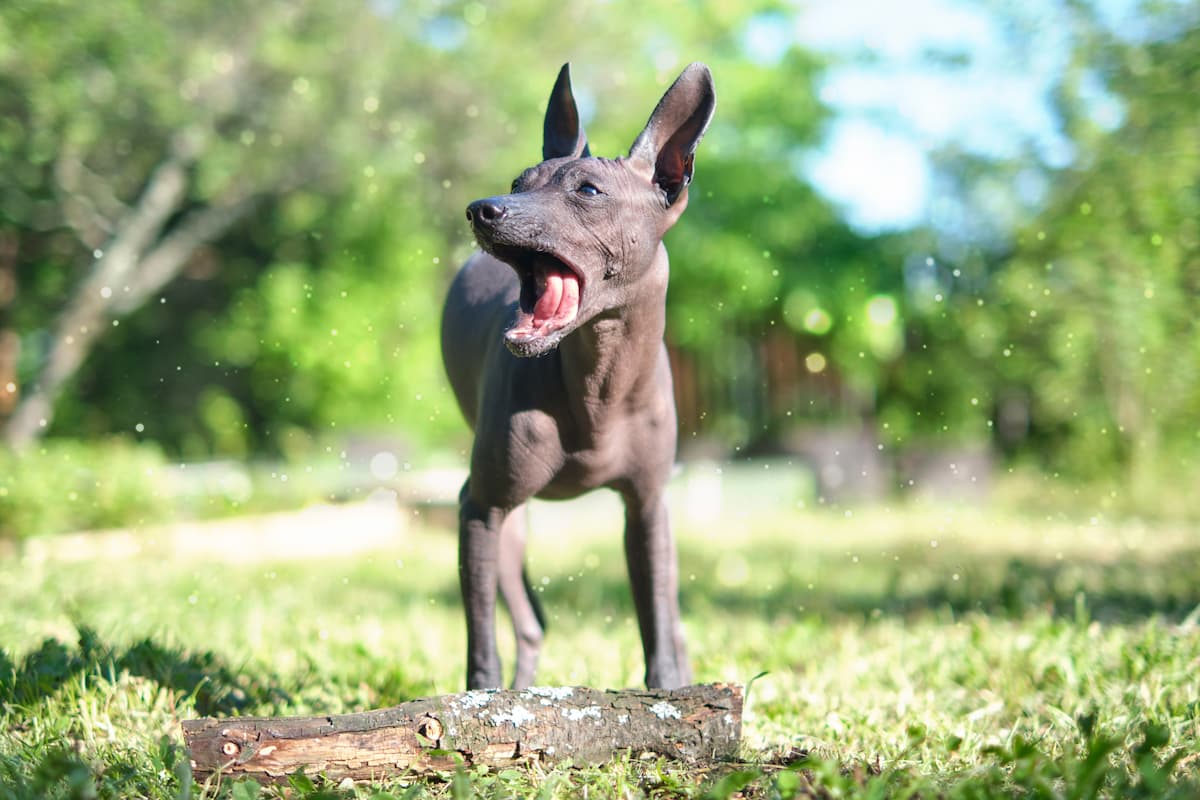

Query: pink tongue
left=533, top=268, right=580, bottom=326
left=534, top=271, right=563, bottom=324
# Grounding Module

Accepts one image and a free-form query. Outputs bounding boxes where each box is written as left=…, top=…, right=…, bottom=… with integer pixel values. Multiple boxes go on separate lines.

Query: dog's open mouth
left=496, top=249, right=582, bottom=355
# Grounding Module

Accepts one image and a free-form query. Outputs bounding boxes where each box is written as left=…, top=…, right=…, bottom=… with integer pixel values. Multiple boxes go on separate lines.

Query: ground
left=1, top=475, right=1198, bottom=798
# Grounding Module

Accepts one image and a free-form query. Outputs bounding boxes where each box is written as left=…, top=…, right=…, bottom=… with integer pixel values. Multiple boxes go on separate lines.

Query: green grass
left=1, top=491, right=1198, bottom=798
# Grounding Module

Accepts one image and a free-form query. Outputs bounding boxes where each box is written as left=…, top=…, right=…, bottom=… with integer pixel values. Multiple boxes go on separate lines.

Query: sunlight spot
left=370, top=451, right=399, bottom=480
left=804, top=308, right=833, bottom=334
left=717, top=553, right=749, bottom=587
left=866, top=295, right=897, bottom=325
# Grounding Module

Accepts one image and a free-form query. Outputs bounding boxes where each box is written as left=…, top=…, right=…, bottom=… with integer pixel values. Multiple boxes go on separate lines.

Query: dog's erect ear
left=543, top=63, right=590, bottom=161
left=629, top=62, right=716, bottom=206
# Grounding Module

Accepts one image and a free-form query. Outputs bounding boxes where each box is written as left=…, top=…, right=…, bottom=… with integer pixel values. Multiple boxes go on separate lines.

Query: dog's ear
left=543, top=63, right=590, bottom=161
left=629, top=62, right=716, bottom=206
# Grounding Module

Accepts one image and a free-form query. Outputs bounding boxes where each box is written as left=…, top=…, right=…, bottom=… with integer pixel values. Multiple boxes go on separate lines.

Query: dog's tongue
left=533, top=260, right=579, bottom=326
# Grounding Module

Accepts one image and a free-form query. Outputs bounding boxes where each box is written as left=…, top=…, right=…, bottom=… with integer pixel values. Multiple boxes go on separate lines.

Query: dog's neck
left=557, top=248, right=670, bottom=438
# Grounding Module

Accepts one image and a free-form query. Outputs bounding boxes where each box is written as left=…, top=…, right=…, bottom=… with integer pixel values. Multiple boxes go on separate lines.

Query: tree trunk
left=0, top=147, right=257, bottom=450
left=183, top=683, right=742, bottom=784
left=0, top=229, right=17, bottom=418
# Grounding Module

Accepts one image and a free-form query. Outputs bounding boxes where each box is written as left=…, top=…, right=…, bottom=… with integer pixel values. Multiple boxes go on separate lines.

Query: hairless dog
left=441, top=62, right=715, bottom=690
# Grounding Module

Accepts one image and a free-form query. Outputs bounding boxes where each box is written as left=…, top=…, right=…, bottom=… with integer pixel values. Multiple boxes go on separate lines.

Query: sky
left=762, top=0, right=1140, bottom=232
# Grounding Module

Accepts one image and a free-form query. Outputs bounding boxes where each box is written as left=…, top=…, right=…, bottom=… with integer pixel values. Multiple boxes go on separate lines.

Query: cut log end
left=183, top=683, right=743, bottom=784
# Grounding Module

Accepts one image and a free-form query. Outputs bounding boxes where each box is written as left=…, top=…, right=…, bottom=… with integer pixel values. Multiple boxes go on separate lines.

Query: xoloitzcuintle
left=441, top=62, right=715, bottom=691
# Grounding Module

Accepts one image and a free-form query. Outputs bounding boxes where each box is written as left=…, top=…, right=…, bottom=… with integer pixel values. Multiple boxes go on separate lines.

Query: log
left=183, top=683, right=742, bottom=783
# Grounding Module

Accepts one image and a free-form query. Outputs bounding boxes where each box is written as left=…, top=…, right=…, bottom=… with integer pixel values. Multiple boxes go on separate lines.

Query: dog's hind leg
left=498, top=504, right=545, bottom=689
left=622, top=489, right=688, bottom=689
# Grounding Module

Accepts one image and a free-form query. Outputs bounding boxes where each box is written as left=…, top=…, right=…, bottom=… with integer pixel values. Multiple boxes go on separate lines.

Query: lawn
left=1, top=474, right=1198, bottom=798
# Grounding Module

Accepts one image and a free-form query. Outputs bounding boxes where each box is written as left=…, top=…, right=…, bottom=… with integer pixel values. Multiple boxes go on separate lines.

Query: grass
left=1, top=477, right=1198, bottom=798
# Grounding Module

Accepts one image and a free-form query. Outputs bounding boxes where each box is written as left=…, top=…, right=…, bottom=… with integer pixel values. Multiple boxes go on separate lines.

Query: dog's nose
left=466, top=198, right=506, bottom=226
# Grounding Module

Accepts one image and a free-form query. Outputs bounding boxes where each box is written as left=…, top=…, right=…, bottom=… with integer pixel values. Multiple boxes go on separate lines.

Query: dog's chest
left=534, top=436, right=626, bottom=500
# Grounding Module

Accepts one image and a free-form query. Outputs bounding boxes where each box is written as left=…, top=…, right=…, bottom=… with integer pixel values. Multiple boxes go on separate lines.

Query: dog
left=441, top=62, right=715, bottom=690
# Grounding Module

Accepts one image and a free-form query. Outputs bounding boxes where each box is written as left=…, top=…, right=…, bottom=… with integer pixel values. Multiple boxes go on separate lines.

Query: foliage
left=0, top=438, right=172, bottom=538
left=987, top=8, right=1200, bottom=490
left=2, top=502, right=1198, bottom=797
left=0, top=0, right=897, bottom=459
left=890, top=3, right=1200, bottom=490
left=1, top=0, right=1198, bottom=499
left=0, top=0, right=478, bottom=453
left=0, top=437, right=366, bottom=539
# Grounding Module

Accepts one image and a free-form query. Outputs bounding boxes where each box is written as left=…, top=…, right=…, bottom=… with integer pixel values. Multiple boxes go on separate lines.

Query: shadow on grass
left=509, top=541, right=1200, bottom=627
left=0, top=625, right=290, bottom=716
left=685, top=541, right=1200, bottom=624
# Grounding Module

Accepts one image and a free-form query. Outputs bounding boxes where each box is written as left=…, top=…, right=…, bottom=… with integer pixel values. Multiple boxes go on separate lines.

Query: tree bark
left=183, top=683, right=742, bottom=784
left=0, top=229, right=17, bottom=418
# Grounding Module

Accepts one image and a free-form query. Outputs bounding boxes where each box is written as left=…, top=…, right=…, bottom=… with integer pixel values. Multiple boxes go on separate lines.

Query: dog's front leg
left=622, top=489, right=689, bottom=689
left=458, top=489, right=505, bottom=689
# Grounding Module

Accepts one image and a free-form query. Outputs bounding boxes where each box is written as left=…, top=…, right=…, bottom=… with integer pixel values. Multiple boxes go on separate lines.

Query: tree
left=994, top=3, right=1200, bottom=489
left=883, top=1, right=1200, bottom=498
left=0, top=1, right=418, bottom=447
left=4, top=0, right=891, bottom=458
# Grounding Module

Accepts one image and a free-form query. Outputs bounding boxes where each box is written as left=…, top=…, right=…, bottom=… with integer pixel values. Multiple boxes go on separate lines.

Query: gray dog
left=441, top=62, right=715, bottom=690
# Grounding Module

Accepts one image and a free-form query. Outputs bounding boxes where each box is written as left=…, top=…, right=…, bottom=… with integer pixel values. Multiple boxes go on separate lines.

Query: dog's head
left=467, top=63, right=715, bottom=357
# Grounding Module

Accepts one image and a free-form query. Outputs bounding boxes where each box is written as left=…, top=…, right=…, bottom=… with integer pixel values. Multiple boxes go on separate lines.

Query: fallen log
left=183, top=683, right=742, bottom=784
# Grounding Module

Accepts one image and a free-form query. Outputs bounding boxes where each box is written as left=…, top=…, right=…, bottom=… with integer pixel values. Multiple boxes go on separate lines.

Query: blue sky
left=762, top=0, right=1140, bottom=232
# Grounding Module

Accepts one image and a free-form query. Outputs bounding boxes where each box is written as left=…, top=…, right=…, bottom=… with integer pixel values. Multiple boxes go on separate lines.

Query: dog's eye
left=577, top=182, right=601, bottom=197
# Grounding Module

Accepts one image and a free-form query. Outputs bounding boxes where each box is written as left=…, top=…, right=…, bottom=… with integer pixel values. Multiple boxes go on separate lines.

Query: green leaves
left=1, top=0, right=1197, bottom=496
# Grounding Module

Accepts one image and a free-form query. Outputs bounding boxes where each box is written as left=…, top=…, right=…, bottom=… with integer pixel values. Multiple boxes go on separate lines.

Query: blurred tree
left=0, top=1, right=429, bottom=447
left=890, top=1, right=1200, bottom=496
left=666, top=49, right=902, bottom=445
left=2, top=0, right=892, bottom=459
left=993, top=3, right=1200, bottom=489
